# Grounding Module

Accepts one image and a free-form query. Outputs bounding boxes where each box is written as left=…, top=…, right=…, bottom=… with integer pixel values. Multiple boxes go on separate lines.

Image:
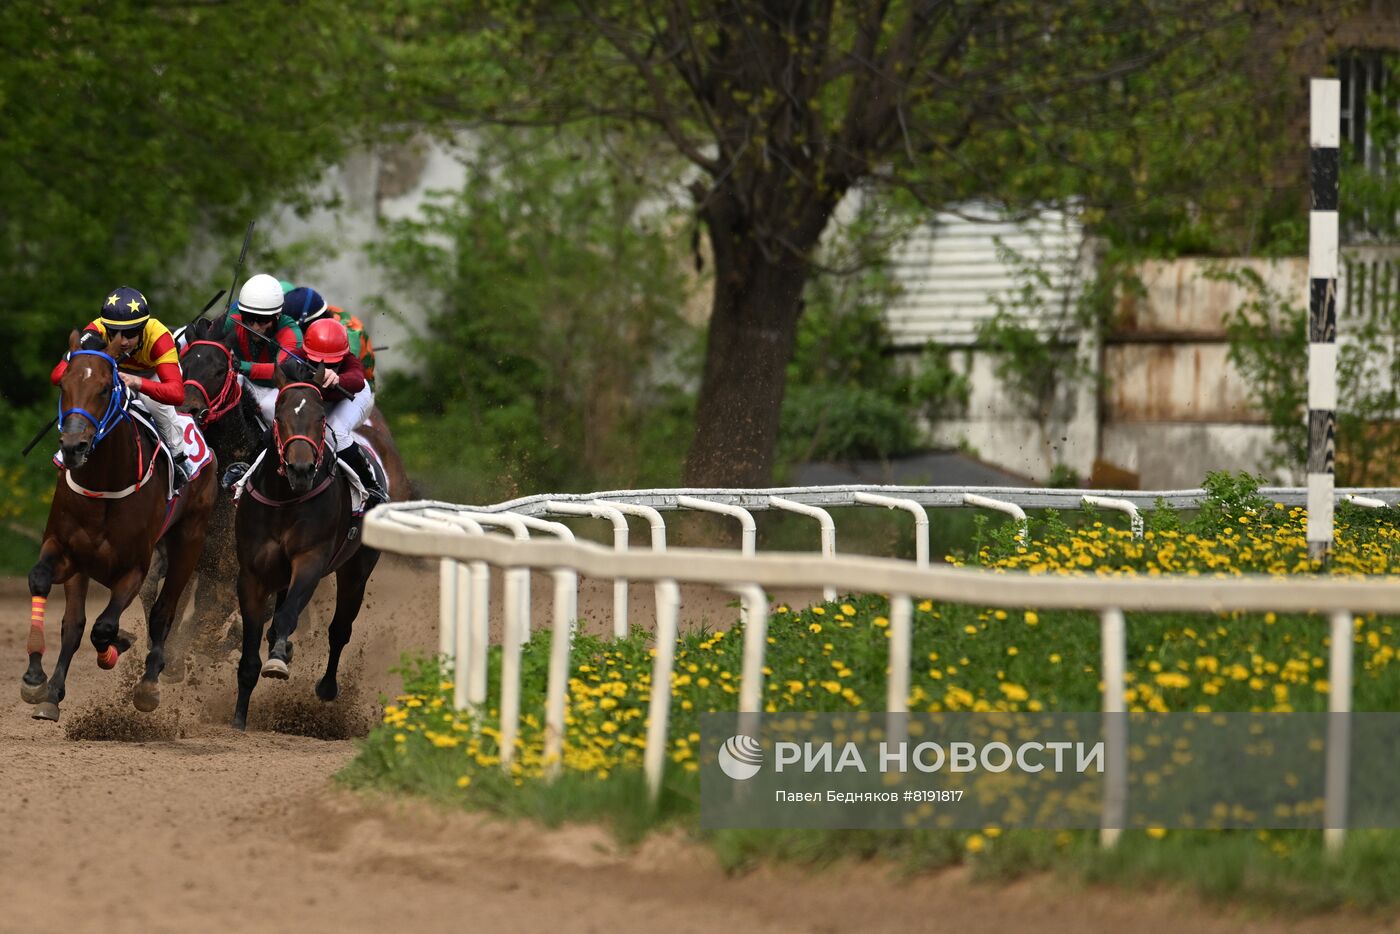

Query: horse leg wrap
left=27, top=595, right=46, bottom=655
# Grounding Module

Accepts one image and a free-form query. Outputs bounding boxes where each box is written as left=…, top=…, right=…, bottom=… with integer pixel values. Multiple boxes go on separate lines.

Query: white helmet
left=237, top=273, right=284, bottom=319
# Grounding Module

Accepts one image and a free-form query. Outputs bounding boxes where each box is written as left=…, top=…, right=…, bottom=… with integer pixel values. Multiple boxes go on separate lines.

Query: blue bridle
left=58, top=350, right=130, bottom=446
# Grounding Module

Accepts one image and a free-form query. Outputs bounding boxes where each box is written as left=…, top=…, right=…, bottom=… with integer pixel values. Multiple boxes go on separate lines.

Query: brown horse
left=230, top=359, right=383, bottom=730
left=22, top=339, right=216, bottom=721
left=171, top=318, right=412, bottom=679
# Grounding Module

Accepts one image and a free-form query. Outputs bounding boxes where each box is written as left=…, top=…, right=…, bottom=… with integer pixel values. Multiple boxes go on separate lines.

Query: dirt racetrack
left=0, top=558, right=1394, bottom=934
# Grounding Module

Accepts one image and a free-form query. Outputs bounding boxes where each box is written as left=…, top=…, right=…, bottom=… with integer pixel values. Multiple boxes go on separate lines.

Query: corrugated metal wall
left=884, top=203, right=1089, bottom=348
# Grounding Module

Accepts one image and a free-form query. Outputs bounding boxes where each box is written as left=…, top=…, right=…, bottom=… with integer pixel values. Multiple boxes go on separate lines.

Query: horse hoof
left=232, top=715, right=247, bottom=732
left=315, top=678, right=338, bottom=702
left=96, top=646, right=119, bottom=670
left=20, top=679, right=48, bottom=705
left=133, top=681, right=160, bottom=713
left=32, top=702, right=60, bottom=722
left=261, top=658, right=289, bottom=680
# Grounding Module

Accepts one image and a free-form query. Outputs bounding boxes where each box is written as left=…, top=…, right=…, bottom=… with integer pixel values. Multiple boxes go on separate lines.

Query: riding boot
left=337, top=443, right=387, bottom=509
left=171, top=453, right=190, bottom=492
left=221, top=462, right=250, bottom=492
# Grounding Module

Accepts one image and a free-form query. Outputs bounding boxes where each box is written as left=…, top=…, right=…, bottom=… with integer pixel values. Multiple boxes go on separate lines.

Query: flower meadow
left=341, top=476, right=1400, bottom=909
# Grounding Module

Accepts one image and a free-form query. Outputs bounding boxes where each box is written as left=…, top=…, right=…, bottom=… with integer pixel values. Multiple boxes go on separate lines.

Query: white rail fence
left=363, top=485, right=1400, bottom=852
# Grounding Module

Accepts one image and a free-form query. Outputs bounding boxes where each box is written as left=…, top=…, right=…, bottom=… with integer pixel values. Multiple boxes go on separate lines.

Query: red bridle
left=273, top=382, right=327, bottom=477
left=180, top=340, right=243, bottom=423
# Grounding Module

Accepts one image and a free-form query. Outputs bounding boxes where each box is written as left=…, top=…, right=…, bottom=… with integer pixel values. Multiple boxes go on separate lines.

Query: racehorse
left=173, top=317, right=412, bottom=678
left=22, top=338, right=216, bottom=721
left=229, top=358, right=382, bottom=730
left=155, top=318, right=268, bottom=673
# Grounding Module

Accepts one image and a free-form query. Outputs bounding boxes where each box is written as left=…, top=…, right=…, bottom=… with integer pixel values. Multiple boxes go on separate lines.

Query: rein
left=180, top=340, right=243, bottom=423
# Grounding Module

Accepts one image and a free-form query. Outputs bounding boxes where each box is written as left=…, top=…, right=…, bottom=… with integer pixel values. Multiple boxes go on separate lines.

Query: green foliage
left=370, top=128, right=698, bottom=501
left=978, top=240, right=1140, bottom=478
left=379, top=0, right=1315, bottom=484
left=0, top=1, right=380, bottom=411
left=779, top=249, right=969, bottom=464
left=1221, top=264, right=1400, bottom=485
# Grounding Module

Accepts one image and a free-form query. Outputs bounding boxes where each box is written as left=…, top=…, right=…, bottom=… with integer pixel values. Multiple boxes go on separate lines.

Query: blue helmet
left=99, top=286, right=151, bottom=334
left=283, top=286, right=329, bottom=326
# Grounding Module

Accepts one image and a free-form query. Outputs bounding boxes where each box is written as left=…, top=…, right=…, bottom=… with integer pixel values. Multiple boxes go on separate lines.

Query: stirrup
left=221, top=462, right=250, bottom=491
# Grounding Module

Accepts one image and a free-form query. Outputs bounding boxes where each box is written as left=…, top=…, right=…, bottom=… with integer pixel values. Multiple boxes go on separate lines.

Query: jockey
left=283, top=286, right=378, bottom=388
left=50, top=286, right=192, bottom=490
left=302, top=318, right=387, bottom=508
left=222, top=272, right=303, bottom=426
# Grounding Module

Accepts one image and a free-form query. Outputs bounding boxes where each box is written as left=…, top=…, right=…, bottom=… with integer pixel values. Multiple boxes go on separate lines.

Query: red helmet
left=303, top=318, right=349, bottom=364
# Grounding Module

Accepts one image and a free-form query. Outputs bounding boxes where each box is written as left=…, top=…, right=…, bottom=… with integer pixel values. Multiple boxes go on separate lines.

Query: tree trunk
left=682, top=191, right=826, bottom=487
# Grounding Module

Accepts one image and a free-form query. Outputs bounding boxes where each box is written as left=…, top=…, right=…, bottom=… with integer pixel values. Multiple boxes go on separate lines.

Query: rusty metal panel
left=1104, top=343, right=1264, bottom=423
left=1115, top=259, right=1309, bottom=339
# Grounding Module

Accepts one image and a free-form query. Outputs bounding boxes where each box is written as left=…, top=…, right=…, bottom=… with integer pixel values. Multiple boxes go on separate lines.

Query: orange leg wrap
left=27, top=595, right=46, bottom=655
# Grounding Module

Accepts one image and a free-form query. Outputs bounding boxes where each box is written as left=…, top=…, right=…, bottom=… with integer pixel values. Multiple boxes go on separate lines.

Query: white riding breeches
left=244, top=376, right=373, bottom=452
left=327, top=382, right=375, bottom=452
left=245, top=378, right=277, bottom=427
left=143, top=397, right=185, bottom=457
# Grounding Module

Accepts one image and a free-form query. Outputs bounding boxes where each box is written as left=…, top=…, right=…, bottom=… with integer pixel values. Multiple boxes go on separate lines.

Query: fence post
left=1325, top=608, right=1354, bottom=854
left=769, top=496, right=838, bottom=601
left=962, top=492, right=1029, bottom=547
left=734, top=583, right=770, bottom=739
left=1099, top=607, right=1127, bottom=848
left=853, top=492, right=929, bottom=567
left=1308, top=76, right=1340, bottom=564
left=543, top=568, right=579, bottom=780
left=644, top=580, right=682, bottom=803
left=545, top=500, right=631, bottom=638
left=887, top=594, right=913, bottom=748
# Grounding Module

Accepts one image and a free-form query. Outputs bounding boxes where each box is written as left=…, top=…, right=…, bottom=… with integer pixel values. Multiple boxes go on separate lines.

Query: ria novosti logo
left=717, top=735, right=764, bottom=780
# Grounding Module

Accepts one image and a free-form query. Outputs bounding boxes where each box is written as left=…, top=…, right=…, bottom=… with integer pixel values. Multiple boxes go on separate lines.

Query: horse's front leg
left=20, top=540, right=64, bottom=704
left=261, top=559, right=321, bottom=680
left=89, top=564, right=146, bottom=668
left=233, top=569, right=272, bottom=731
left=32, top=574, right=91, bottom=722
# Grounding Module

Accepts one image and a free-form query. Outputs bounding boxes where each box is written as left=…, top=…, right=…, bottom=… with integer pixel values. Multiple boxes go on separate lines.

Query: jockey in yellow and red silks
left=50, top=286, right=192, bottom=488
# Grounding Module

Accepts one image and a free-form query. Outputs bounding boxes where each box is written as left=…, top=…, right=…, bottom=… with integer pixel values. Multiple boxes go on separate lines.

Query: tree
left=0, top=1, right=380, bottom=410
left=383, top=0, right=1300, bottom=485
left=371, top=128, right=698, bottom=501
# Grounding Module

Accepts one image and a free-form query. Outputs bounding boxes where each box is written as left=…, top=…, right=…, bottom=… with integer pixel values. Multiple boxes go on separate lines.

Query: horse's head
left=57, top=335, right=125, bottom=470
left=272, top=357, right=327, bottom=493
left=179, top=320, right=239, bottom=425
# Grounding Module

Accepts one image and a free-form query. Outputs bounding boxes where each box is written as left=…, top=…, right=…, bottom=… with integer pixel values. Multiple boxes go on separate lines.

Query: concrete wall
left=255, top=137, right=469, bottom=378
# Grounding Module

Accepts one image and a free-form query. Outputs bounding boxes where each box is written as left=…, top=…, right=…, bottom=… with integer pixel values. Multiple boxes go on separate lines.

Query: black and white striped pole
left=1308, top=78, right=1340, bottom=564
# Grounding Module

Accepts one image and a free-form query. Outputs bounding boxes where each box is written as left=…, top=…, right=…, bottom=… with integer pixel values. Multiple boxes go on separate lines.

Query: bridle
left=58, top=350, right=130, bottom=444
left=180, top=340, right=243, bottom=424
left=273, top=382, right=327, bottom=477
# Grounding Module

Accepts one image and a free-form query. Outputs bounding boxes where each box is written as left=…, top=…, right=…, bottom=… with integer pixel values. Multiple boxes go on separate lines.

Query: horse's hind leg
left=33, top=575, right=90, bottom=721
left=135, top=521, right=205, bottom=713
left=21, top=541, right=63, bottom=704
left=317, top=547, right=381, bottom=703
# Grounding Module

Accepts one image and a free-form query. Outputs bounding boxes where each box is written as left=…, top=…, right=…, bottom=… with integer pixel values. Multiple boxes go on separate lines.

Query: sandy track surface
left=0, top=560, right=1391, bottom=933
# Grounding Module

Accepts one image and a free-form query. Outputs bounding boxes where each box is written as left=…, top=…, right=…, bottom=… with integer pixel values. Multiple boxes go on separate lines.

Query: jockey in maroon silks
left=302, top=318, right=386, bottom=508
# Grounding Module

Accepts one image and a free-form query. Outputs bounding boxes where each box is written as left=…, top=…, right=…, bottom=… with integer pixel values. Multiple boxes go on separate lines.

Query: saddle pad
left=53, top=409, right=212, bottom=501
